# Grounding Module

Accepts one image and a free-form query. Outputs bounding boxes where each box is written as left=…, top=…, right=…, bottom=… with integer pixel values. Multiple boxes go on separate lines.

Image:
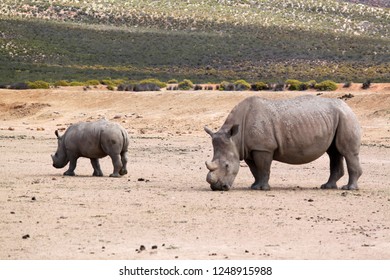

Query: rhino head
left=51, top=130, right=69, bottom=168
left=204, top=125, right=240, bottom=191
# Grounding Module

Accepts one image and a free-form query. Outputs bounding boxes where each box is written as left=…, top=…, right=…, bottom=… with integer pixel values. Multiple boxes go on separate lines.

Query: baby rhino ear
left=228, top=124, right=239, bottom=138
left=55, top=130, right=60, bottom=139
left=204, top=126, right=214, bottom=137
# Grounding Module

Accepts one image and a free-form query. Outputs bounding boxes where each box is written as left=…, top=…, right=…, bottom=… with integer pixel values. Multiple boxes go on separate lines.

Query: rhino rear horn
left=205, top=161, right=218, bottom=171
left=204, top=126, right=214, bottom=137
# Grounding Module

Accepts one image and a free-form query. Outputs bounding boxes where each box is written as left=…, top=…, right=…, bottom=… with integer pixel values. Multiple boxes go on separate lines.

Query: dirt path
left=0, top=86, right=389, bottom=259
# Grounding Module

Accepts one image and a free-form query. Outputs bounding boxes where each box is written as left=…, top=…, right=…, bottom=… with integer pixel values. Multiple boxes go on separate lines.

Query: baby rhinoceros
left=205, top=95, right=363, bottom=191
left=52, top=119, right=129, bottom=177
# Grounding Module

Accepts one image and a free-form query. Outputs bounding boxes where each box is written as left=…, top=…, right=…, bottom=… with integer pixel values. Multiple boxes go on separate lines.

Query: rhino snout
left=207, top=172, right=231, bottom=191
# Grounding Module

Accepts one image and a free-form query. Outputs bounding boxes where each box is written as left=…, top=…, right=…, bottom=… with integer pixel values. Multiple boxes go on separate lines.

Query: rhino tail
left=121, top=128, right=130, bottom=152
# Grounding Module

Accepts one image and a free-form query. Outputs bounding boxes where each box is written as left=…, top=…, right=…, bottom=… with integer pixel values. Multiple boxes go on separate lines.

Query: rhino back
left=228, top=96, right=352, bottom=164
left=63, top=121, right=114, bottom=158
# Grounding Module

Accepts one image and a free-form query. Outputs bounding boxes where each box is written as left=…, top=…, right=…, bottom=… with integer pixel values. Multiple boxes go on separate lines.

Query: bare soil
left=0, top=84, right=389, bottom=260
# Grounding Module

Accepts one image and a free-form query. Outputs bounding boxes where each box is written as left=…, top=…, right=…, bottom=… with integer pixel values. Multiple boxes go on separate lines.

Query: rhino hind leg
left=248, top=151, right=272, bottom=191
left=341, top=154, right=362, bottom=190
left=119, top=151, right=128, bottom=176
left=91, top=158, right=103, bottom=177
left=321, top=142, right=345, bottom=189
left=109, top=154, right=123, bottom=177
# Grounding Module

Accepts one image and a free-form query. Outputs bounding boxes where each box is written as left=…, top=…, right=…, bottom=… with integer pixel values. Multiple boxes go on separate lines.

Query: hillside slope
left=0, top=0, right=389, bottom=83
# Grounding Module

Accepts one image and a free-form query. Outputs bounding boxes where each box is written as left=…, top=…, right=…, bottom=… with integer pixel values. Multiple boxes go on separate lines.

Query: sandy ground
left=0, top=84, right=389, bottom=260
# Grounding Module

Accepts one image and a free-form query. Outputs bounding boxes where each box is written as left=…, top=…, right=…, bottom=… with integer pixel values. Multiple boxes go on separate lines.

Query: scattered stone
left=339, top=93, right=354, bottom=100
left=8, top=127, right=15, bottom=131
left=139, top=245, right=146, bottom=251
left=151, top=245, right=158, bottom=250
left=308, top=199, right=314, bottom=202
left=31, top=197, right=36, bottom=201
left=22, top=234, right=30, bottom=239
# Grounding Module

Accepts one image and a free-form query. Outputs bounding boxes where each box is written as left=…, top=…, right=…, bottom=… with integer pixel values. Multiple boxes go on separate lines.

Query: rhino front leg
left=64, top=156, right=77, bottom=176
left=90, top=158, right=103, bottom=177
left=321, top=146, right=344, bottom=189
left=119, top=151, right=128, bottom=176
left=109, top=154, right=123, bottom=177
left=249, top=151, right=272, bottom=191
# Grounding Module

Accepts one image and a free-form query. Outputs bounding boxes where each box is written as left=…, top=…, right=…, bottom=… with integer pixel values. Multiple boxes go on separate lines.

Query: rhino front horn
left=205, top=161, right=218, bottom=171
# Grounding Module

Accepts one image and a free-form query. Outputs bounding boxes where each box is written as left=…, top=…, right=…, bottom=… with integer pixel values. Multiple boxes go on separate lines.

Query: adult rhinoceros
left=52, top=119, right=129, bottom=177
left=205, top=95, right=362, bottom=191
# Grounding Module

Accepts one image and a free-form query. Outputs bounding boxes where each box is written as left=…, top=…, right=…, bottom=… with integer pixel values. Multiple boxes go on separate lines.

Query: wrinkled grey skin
left=205, top=95, right=362, bottom=191
left=52, top=119, right=129, bottom=177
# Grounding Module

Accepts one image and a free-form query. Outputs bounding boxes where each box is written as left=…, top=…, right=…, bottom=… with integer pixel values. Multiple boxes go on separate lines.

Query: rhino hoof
left=251, top=184, right=270, bottom=191
left=93, top=172, right=103, bottom=177
left=109, top=173, right=120, bottom=178
left=64, top=171, right=75, bottom=176
left=341, top=185, right=359, bottom=190
left=320, top=183, right=338, bottom=189
left=119, top=169, right=128, bottom=176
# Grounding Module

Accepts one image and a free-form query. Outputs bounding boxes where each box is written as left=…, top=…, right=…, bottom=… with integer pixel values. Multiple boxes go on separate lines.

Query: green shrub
left=107, top=85, right=115, bottom=90
left=362, top=80, right=371, bottom=89
left=194, top=84, right=203, bottom=90
left=139, top=78, right=166, bottom=89
left=285, top=79, right=302, bottom=91
left=343, top=81, right=352, bottom=88
left=251, top=82, right=269, bottom=91
left=86, top=79, right=100, bottom=86
left=167, top=79, right=178, bottom=84
left=307, top=80, right=317, bottom=88
left=234, top=79, right=251, bottom=91
left=178, top=79, right=194, bottom=90
left=219, top=81, right=235, bottom=91
left=314, top=80, right=338, bottom=91
left=54, top=80, right=70, bottom=87
left=28, top=80, right=50, bottom=89
left=69, top=81, right=85, bottom=86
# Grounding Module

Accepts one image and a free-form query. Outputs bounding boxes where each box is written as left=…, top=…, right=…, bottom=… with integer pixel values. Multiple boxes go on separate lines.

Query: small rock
left=22, top=234, right=30, bottom=239
left=8, top=127, right=15, bottom=131
left=31, top=197, right=36, bottom=201
left=151, top=245, right=158, bottom=250
left=308, top=199, right=314, bottom=202
left=139, top=245, right=146, bottom=251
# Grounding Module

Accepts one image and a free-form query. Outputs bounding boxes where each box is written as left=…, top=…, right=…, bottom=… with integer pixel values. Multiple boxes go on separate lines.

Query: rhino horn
left=205, top=161, right=218, bottom=171
left=204, top=126, right=214, bottom=137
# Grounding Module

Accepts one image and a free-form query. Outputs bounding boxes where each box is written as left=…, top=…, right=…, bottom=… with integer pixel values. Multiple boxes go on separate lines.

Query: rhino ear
left=204, top=126, right=214, bottom=137
left=55, top=130, right=60, bottom=139
left=228, top=124, right=239, bottom=138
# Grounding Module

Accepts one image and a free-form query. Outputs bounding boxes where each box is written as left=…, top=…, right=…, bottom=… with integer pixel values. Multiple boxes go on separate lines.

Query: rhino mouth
left=210, top=182, right=231, bottom=191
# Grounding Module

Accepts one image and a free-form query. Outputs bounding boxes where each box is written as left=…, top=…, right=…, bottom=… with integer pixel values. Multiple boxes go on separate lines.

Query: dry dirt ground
left=0, top=84, right=389, bottom=260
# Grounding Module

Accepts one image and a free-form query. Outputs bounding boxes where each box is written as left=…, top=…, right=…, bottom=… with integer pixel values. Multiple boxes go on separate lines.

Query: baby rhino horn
left=205, top=161, right=218, bottom=171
